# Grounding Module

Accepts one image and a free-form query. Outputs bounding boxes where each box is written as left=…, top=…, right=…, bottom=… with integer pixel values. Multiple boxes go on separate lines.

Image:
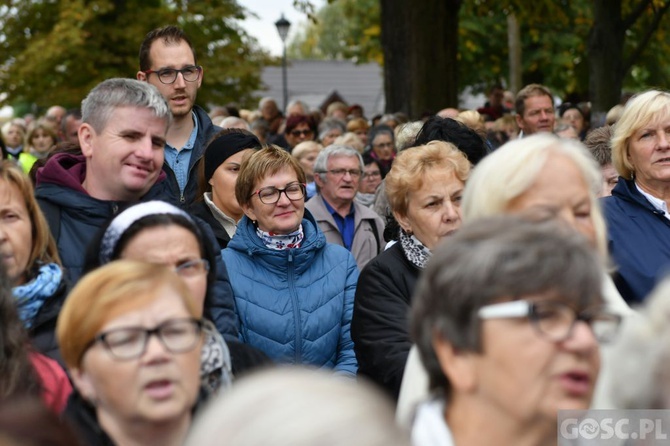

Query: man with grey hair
left=306, top=145, right=385, bottom=269
left=35, top=78, right=172, bottom=285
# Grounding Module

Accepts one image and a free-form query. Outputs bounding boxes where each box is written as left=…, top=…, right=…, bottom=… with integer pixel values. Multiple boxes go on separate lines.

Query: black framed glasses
left=362, top=170, right=382, bottom=179
left=252, top=182, right=306, bottom=205
left=174, top=259, right=209, bottom=278
left=88, top=318, right=204, bottom=360
left=142, top=65, right=202, bottom=85
left=478, top=299, right=621, bottom=343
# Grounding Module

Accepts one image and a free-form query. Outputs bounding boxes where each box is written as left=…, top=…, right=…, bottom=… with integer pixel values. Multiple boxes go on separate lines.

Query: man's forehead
left=524, top=94, right=553, bottom=109
left=148, top=39, right=195, bottom=66
left=328, top=155, right=359, bottom=166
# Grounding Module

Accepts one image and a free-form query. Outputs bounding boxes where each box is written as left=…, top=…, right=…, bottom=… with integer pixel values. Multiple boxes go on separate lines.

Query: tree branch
left=623, top=0, right=652, bottom=30
left=623, top=1, right=670, bottom=73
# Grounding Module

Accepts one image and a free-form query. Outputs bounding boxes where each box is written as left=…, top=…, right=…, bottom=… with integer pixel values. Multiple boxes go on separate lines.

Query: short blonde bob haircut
left=0, top=161, right=60, bottom=272
left=56, top=260, right=198, bottom=369
left=611, top=90, right=670, bottom=180
left=385, top=140, right=470, bottom=218
left=462, top=133, right=608, bottom=259
left=235, top=145, right=306, bottom=208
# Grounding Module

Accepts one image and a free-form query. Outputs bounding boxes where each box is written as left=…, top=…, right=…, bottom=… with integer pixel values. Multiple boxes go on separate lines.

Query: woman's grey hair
left=367, top=125, right=394, bottom=150
left=607, top=277, right=670, bottom=409
left=313, top=145, right=364, bottom=183
left=81, top=78, right=171, bottom=134
left=461, top=133, right=608, bottom=260
left=185, top=367, right=410, bottom=446
left=410, top=215, right=604, bottom=395
left=394, top=121, right=423, bottom=151
left=318, top=118, right=346, bottom=142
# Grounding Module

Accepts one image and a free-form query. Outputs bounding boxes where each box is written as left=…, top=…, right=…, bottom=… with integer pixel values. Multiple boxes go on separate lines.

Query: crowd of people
left=1, top=23, right=670, bottom=446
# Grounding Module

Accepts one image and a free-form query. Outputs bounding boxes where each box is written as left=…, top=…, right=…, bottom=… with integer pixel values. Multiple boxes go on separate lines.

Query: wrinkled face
left=395, top=169, right=463, bottom=250
left=359, top=163, right=382, bottom=194
left=120, top=225, right=207, bottom=315
left=507, top=153, right=596, bottom=247
left=297, top=150, right=319, bottom=180
left=285, top=123, right=314, bottom=149
left=445, top=294, right=600, bottom=428
left=320, top=129, right=342, bottom=147
left=209, top=149, right=255, bottom=221
left=626, top=117, right=670, bottom=193
left=315, top=155, right=361, bottom=207
left=516, top=95, right=556, bottom=135
left=138, top=40, right=201, bottom=119
left=4, top=125, right=24, bottom=148
left=562, top=109, right=585, bottom=134
left=72, top=289, right=202, bottom=429
left=31, top=129, right=56, bottom=154
left=80, top=106, right=167, bottom=202
left=243, top=167, right=305, bottom=235
left=0, top=180, right=32, bottom=286
left=371, top=133, right=394, bottom=161
left=600, top=164, right=618, bottom=197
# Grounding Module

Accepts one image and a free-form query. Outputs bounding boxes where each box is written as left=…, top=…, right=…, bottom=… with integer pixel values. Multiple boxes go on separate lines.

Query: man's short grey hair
left=410, top=215, right=604, bottom=396
left=81, top=78, right=170, bottom=133
left=313, top=145, right=364, bottom=183
left=259, top=96, right=278, bottom=109
left=220, top=116, right=250, bottom=130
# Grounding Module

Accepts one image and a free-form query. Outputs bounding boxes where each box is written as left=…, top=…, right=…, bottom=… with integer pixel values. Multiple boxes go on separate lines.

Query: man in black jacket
left=137, top=25, right=221, bottom=207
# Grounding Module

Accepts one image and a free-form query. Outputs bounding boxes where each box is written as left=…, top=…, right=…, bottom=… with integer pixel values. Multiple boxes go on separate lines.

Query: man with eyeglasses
left=306, top=145, right=385, bottom=269
left=137, top=25, right=221, bottom=208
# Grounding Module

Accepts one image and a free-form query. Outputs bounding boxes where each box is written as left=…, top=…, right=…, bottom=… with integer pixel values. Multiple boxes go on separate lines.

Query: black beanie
left=204, top=132, right=261, bottom=182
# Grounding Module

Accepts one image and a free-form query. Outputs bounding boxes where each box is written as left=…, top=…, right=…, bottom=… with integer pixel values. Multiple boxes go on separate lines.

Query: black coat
left=351, top=242, right=420, bottom=400
left=189, top=200, right=231, bottom=250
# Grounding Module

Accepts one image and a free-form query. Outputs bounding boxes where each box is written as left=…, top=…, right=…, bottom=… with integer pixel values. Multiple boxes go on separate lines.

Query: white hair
left=186, top=367, right=410, bottom=446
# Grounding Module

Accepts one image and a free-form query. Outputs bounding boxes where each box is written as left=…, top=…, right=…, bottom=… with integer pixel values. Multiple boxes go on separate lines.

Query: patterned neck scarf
left=399, top=229, right=431, bottom=269
left=256, top=224, right=304, bottom=250
left=13, top=263, right=62, bottom=328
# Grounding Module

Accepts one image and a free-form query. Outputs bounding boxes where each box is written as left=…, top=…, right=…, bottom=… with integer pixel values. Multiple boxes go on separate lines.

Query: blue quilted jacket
left=222, top=210, right=358, bottom=376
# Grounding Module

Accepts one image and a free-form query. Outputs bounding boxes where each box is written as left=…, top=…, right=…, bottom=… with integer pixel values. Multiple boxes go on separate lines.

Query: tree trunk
left=381, top=0, right=462, bottom=118
left=588, top=0, right=625, bottom=127
left=507, top=13, right=521, bottom=95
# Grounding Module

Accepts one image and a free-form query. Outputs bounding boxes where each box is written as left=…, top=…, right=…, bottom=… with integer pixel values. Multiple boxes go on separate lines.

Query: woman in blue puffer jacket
left=222, top=145, right=358, bottom=376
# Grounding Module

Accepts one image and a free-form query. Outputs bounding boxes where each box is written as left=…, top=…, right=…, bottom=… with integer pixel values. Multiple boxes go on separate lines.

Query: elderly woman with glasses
left=410, top=216, right=620, bottom=446
left=222, top=145, right=358, bottom=376
left=57, top=261, right=205, bottom=446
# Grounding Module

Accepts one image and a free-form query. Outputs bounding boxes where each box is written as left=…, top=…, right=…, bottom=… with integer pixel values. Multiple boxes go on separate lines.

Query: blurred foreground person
left=410, top=216, right=620, bottom=446
left=186, top=368, right=410, bottom=446
left=58, top=261, right=205, bottom=446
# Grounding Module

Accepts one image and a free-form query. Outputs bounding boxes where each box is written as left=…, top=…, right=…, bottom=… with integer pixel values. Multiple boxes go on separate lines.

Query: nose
left=443, top=201, right=461, bottom=222
left=658, top=131, right=670, bottom=149
left=276, top=190, right=292, bottom=206
left=564, top=320, right=599, bottom=354
left=142, top=332, right=171, bottom=362
left=174, top=71, right=187, bottom=88
left=135, top=137, right=155, bottom=159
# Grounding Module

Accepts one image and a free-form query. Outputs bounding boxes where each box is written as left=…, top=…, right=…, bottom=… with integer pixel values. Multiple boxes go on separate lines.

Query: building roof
left=259, top=59, right=385, bottom=118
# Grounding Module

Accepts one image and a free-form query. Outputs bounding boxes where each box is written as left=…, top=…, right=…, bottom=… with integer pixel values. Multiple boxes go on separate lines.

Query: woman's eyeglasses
left=251, top=182, right=306, bottom=204
left=88, top=318, right=204, bottom=360
left=478, top=299, right=621, bottom=343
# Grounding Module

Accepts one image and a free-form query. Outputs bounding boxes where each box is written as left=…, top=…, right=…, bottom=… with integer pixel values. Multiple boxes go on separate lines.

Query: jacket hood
left=226, top=208, right=326, bottom=274
left=35, top=153, right=88, bottom=193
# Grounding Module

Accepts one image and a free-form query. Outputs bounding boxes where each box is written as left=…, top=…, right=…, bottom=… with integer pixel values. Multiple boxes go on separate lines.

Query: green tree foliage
left=0, top=0, right=268, bottom=111
left=288, top=0, right=381, bottom=63
left=290, top=0, right=670, bottom=112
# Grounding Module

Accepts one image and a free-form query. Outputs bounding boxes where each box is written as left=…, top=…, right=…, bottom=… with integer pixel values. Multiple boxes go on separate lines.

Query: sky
left=238, top=0, right=326, bottom=56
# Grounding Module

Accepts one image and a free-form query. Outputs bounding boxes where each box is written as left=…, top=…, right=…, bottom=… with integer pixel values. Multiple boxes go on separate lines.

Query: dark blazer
left=351, top=242, right=420, bottom=400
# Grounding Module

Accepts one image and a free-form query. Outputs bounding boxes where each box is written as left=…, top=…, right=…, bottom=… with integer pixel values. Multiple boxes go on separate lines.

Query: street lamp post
left=275, top=14, right=291, bottom=114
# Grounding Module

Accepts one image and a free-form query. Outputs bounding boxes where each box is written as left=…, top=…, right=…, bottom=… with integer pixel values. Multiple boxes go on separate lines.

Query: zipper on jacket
left=287, top=250, right=302, bottom=363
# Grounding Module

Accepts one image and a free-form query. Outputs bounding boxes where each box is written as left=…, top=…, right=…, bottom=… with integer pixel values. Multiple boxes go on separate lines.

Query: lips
left=143, top=379, right=175, bottom=400
left=654, top=157, right=670, bottom=163
left=557, top=370, right=593, bottom=397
